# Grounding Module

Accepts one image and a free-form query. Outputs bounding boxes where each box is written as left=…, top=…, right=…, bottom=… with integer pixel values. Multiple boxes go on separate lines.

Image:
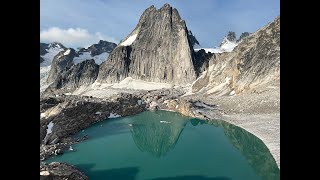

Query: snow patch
left=93, top=52, right=109, bottom=65
left=40, top=45, right=64, bottom=93
left=120, top=34, right=137, bottom=46
left=112, top=77, right=173, bottom=90
left=108, top=113, right=121, bottom=118
left=194, top=48, right=222, bottom=54
left=41, top=113, right=46, bottom=118
left=40, top=171, right=50, bottom=176
left=73, top=52, right=109, bottom=65
left=220, top=39, right=238, bottom=52
left=229, top=90, right=235, bottom=96
left=40, top=46, right=64, bottom=67
left=194, top=40, right=238, bottom=54
left=95, top=112, right=102, bottom=115
left=46, top=121, right=54, bottom=135
left=64, top=49, right=71, bottom=55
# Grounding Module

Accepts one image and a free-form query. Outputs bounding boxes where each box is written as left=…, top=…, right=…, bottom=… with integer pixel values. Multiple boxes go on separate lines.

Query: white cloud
left=40, top=27, right=118, bottom=48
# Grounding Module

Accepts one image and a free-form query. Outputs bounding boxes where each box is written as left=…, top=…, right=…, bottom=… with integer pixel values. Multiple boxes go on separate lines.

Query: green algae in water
left=46, top=110, right=279, bottom=180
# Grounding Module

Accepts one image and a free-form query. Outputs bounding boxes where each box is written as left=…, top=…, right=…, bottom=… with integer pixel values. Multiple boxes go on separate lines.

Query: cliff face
left=50, top=59, right=99, bottom=90
left=47, top=49, right=76, bottom=84
left=97, top=4, right=196, bottom=85
left=192, top=16, right=280, bottom=95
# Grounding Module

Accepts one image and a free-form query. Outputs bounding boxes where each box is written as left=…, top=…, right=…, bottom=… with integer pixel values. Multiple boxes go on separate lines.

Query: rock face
left=78, top=40, right=117, bottom=56
left=220, top=31, right=237, bottom=45
left=97, top=4, right=197, bottom=85
left=40, top=42, right=66, bottom=56
left=192, top=16, right=280, bottom=95
left=42, top=40, right=117, bottom=95
left=40, top=43, right=49, bottom=56
left=47, top=59, right=99, bottom=91
left=47, top=49, right=76, bottom=84
left=40, top=162, right=88, bottom=180
left=193, top=49, right=214, bottom=76
left=187, top=30, right=200, bottom=47
left=237, top=32, right=250, bottom=42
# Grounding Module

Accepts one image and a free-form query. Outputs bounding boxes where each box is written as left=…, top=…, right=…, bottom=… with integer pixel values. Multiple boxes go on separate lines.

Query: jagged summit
left=220, top=31, right=236, bottom=45
left=97, top=3, right=196, bottom=85
left=237, top=32, right=250, bottom=42
left=77, top=40, right=117, bottom=58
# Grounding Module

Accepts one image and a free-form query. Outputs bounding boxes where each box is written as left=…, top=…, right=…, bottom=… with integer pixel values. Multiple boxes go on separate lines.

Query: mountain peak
left=237, top=32, right=250, bottom=42
left=162, top=3, right=171, bottom=8
left=225, top=31, right=237, bottom=42
left=97, top=4, right=196, bottom=85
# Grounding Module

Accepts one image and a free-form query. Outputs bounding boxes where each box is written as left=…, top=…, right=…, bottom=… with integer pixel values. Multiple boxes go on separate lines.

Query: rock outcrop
left=220, top=31, right=237, bottom=46
left=46, top=59, right=99, bottom=92
left=40, top=42, right=66, bottom=56
left=237, top=32, right=251, bottom=42
left=193, top=49, right=214, bottom=76
left=40, top=162, right=88, bottom=180
left=78, top=40, right=117, bottom=56
left=192, top=16, right=280, bottom=95
left=47, top=49, right=76, bottom=84
left=97, top=4, right=197, bottom=85
left=40, top=94, right=146, bottom=146
left=187, top=30, right=200, bottom=47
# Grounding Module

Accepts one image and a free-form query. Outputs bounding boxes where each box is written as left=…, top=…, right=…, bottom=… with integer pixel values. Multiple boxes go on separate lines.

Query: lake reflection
left=47, top=110, right=279, bottom=180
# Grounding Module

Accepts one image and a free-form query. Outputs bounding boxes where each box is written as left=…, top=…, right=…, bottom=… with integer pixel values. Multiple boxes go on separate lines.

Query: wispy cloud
left=40, top=27, right=118, bottom=48
left=40, top=0, right=279, bottom=47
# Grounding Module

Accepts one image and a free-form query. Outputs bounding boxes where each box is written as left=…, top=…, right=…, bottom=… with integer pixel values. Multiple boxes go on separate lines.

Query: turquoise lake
left=46, top=110, right=280, bottom=180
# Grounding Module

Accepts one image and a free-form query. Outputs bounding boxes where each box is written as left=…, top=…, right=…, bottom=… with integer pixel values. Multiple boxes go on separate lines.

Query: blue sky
left=40, top=0, right=279, bottom=48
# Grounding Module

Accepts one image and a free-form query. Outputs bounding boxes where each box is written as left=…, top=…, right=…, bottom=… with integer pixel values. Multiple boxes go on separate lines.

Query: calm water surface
left=46, top=110, right=279, bottom=180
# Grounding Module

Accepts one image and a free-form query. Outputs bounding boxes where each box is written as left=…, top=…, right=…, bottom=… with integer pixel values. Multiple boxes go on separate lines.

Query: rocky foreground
left=40, top=4, right=280, bottom=178
left=40, top=162, right=88, bottom=180
left=40, top=86, right=279, bottom=178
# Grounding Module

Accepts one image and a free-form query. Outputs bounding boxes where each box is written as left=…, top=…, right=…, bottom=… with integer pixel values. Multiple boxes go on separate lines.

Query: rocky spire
left=220, top=31, right=236, bottom=47
left=237, top=32, right=250, bottom=42
left=96, top=3, right=197, bottom=85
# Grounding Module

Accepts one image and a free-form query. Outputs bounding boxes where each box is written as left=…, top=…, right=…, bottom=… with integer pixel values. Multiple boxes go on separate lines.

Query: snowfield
left=63, top=49, right=71, bottom=55
left=120, top=34, right=137, bottom=46
left=46, top=121, right=54, bottom=135
left=74, top=52, right=109, bottom=65
left=112, top=77, right=173, bottom=90
left=40, top=45, right=64, bottom=94
left=194, top=39, right=238, bottom=54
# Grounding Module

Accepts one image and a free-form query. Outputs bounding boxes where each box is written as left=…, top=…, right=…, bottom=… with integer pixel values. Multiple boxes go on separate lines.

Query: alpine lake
left=46, top=110, right=280, bottom=180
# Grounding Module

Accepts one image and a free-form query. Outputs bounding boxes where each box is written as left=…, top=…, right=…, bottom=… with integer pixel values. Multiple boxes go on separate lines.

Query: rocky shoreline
left=40, top=88, right=279, bottom=178
left=40, top=162, right=88, bottom=180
